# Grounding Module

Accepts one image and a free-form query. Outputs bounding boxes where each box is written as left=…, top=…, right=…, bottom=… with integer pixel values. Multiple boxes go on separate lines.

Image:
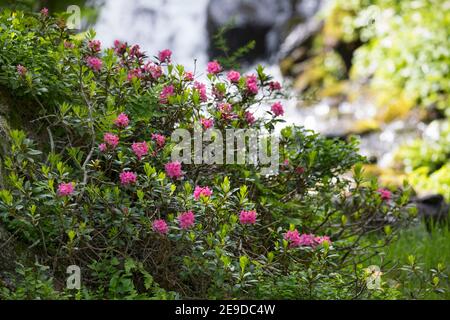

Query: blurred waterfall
left=94, top=0, right=209, bottom=69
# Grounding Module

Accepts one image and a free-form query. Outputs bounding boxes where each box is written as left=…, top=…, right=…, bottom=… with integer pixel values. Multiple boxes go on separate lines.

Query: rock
left=207, top=0, right=292, bottom=62
left=278, top=17, right=323, bottom=64
left=412, top=194, right=449, bottom=231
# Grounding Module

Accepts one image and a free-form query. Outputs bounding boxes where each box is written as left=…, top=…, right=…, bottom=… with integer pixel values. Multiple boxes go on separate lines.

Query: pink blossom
left=178, top=211, right=195, bottom=229
left=17, top=65, right=27, bottom=77
left=218, top=102, right=236, bottom=121
left=160, top=85, right=175, bottom=104
left=271, top=102, right=284, bottom=117
left=86, top=56, right=102, bottom=72
left=283, top=159, right=290, bottom=166
left=284, top=229, right=301, bottom=247
left=88, top=40, right=101, bottom=52
left=218, top=102, right=232, bottom=114
left=131, top=142, right=149, bottom=160
left=99, top=143, right=107, bottom=152
left=103, top=133, right=119, bottom=148
left=298, top=233, right=316, bottom=246
left=120, top=171, right=137, bottom=185
left=246, top=74, right=259, bottom=95
left=144, top=63, right=162, bottom=79
left=377, top=188, right=392, bottom=201
left=127, top=68, right=143, bottom=81
left=151, top=133, right=166, bottom=147
left=114, top=113, right=129, bottom=128
left=269, top=81, right=282, bottom=91
left=239, top=210, right=257, bottom=225
left=207, top=60, right=222, bottom=74
left=184, top=71, right=194, bottom=81
left=284, top=229, right=331, bottom=248
left=315, top=236, right=332, bottom=245
left=194, top=82, right=207, bottom=102
left=193, top=186, right=212, bottom=200
left=245, top=111, right=255, bottom=125
left=113, top=40, right=127, bottom=55
left=130, top=44, right=143, bottom=58
left=201, top=118, right=214, bottom=130
left=158, top=49, right=172, bottom=63
left=40, top=7, right=49, bottom=16
left=57, top=182, right=75, bottom=197
left=153, top=219, right=169, bottom=234
left=64, top=41, right=74, bottom=49
left=227, top=70, right=240, bottom=83
left=295, top=166, right=305, bottom=174
left=165, top=161, right=183, bottom=179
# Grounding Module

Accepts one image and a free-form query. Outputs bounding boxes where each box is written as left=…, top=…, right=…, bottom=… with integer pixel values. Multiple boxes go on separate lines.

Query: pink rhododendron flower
left=158, top=49, right=172, bottom=63
left=131, top=142, right=149, bottom=160
left=165, top=161, right=183, bottom=179
left=114, top=113, right=129, bottom=128
left=283, top=159, right=290, bottom=166
left=194, top=81, right=208, bottom=102
left=130, top=44, right=143, bottom=58
left=284, top=229, right=301, bottom=247
left=103, top=133, right=119, bottom=148
left=377, top=188, right=392, bottom=201
left=218, top=102, right=232, bottom=114
left=184, top=71, right=194, bottom=81
left=269, top=81, right=282, bottom=91
left=127, top=68, right=143, bottom=81
left=88, top=40, right=101, bottom=52
left=201, top=118, right=214, bottom=130
left=114, top=40, right=127, bottom=55
left=153, top=219, right=169, bottom=234
left=144, top=63, right=163, bottom=79
left=160, top=85, right=175, bottom=104
left=151, top=133, right=166, bottom=147
left=17, top=65, right=27, bottom=77
left=207, top=60, right=222, bottom=74
left=64, top=41, right=74, bottom=49
left=193, top=186, right=212, bottom=200
left=271, top=102, right=284, bottom=117
left=218, top=102, right=237, bottom=121
left=227, top=70, right=240, bottom=83
left=245, top=111, right=255, bottom=125
left=178, top=211, right=195, bottom=229
left=246, top=74, right=259, bottom=95
left=57, top=182, right=75, bottom=197
left=86, top=56, right=102, bottom=72
left=315, top=236, right=332, bottom=245
left=298, top=233, right=316, bottom=246
left=99, top=143, right=107, bottom=152
left=120, top=171, right=137, bottom=185
left=284, top=229, right=331, bottom=248
left=295, top=166, right=305, bottom=174
left=239, top=210, right=257, bottom=225
left=40, top=8, right=49, bottom=16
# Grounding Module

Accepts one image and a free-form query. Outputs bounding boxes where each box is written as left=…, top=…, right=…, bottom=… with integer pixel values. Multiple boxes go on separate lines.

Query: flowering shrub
left=0, top=9, right=443, bottom=300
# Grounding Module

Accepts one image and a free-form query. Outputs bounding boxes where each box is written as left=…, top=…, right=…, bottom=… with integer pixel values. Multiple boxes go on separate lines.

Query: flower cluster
left=165, top=161, right=183, bottom=179
left=178, top=211, right=195, bottom=230
left=131, top=142, right=149, bottom=160
left=193, top=186, right=213, bottom=200
left=120, top=171, right=137, bottom=185
left=86, top=56, right=102, bottom=72
left=239, top=210, right=257, bottom=225
left=57, top=182, right=75, bottom=197
left=284, top=229, right=331, bottom=248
